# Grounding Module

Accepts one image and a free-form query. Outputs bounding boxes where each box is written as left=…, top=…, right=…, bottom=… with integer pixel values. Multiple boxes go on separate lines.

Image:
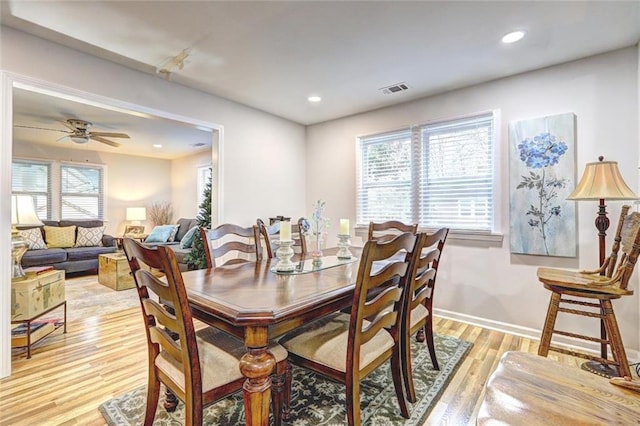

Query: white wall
left=172, top=150, right=212, bottom=221
left=306, top=47, right=640, bottom=355
left=1, top=26, right=307, bottom=222
left=0, top=26, right=306, bottom=378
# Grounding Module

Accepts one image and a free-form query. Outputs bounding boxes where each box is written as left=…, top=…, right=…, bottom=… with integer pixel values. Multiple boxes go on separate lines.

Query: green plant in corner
left=185, top=169, right=212, bottom=269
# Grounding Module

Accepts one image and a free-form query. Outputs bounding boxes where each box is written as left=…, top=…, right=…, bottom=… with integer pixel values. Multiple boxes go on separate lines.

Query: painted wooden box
left=98, top=253, right=134, bottom=290
left=11, top=270, right=65, bottom=321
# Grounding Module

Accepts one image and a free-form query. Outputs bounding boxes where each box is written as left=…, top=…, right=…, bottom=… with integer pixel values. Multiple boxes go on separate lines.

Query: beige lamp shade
left=567, top=159, right=638, bottom=201
left=126, top=207, right=146, bottom=223
left=11, top=195, right=43, bottom=226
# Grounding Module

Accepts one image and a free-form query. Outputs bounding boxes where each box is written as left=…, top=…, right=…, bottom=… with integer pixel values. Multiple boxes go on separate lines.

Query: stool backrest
left=605, top=206, right=640, bottom=290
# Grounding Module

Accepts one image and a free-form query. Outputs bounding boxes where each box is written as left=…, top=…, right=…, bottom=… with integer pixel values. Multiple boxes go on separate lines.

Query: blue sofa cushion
left=146, top=225, right=178, bottom=243
left=22, top=248, right=67, bottom=267
left=66, top=246, right=116, bottom=261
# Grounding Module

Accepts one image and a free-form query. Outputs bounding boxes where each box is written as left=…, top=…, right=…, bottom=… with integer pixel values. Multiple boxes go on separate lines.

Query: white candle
left=280, top=220, right=292, bottom=242
left=339, top=218, right=349, bottom=235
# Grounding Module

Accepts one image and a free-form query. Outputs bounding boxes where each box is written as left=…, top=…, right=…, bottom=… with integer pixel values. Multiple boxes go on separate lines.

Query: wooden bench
left=477, top=351, right=640, bottom=425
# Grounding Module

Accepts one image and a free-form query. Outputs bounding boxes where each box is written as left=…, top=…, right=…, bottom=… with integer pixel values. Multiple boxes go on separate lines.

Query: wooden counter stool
left=537, top=205, right=640, bottom=378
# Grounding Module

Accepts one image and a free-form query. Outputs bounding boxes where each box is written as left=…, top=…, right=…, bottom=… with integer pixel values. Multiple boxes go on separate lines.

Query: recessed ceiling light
left=308, top=95, right=322, bottom=103
left=152, top=144, right=162, bottom=148
left=502, top=31, right=525, bottom=44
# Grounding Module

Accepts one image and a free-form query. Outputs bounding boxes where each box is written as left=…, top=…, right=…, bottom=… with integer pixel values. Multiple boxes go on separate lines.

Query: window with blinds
left=61, top=164, right=104, bottom=219
left=357, top=112, right=495, bottom=233
left=12, top=159, right=105, bottom=220
left=12, top=159, right=52, bottom=220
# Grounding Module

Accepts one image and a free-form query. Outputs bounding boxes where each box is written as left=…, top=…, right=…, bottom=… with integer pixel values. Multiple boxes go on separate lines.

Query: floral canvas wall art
left=509, top=113, right=577, bottom=257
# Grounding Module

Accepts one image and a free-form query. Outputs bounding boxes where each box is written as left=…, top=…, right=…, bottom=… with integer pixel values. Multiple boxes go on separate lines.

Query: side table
left=11, top=269, right=66, bottom=359
left=115, top=233, right=148, bottom=250
left=98, top=252, right=135, bottom=290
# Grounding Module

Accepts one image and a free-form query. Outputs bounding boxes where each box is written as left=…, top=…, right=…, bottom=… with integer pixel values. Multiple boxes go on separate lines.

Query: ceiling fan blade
left=90, top=135, right=121, bottom=147
left=56, top=134, right=70, bottom=142
left=89, top=132, right=130, bottom=139
left=14, top=124, right=70, bottom=134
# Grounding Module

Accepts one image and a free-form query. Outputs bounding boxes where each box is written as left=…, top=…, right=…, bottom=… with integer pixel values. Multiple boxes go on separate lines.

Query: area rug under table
left=100, top=333, right=471, bottom=425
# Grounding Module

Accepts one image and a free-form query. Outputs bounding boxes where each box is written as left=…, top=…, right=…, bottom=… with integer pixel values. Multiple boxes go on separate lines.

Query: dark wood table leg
left=240, top=326, right=275, bottom=426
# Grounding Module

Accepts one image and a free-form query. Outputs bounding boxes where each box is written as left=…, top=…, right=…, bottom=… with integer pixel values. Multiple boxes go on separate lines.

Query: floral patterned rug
left=99, top=333, right=471, bottom=425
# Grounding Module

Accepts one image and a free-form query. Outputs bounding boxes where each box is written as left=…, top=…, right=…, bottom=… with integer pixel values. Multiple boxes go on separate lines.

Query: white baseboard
left=434, top=308, right=640, bottom=365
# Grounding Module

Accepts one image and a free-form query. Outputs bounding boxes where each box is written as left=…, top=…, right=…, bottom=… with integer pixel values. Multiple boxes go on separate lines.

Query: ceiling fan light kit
left=70, top=135, right=89, bottom=144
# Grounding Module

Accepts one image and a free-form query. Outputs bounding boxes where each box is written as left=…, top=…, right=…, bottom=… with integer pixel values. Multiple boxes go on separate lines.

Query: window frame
left=12, top=157, right=106, bottom=221
left=356, top=111, right=502, bottom=240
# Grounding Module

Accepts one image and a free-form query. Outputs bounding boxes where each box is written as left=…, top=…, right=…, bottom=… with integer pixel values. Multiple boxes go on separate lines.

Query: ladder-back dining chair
left=257, top=217, right=308, bottom=258
left=122, top=237, right=289, bottom=426
left=200, top=223, right=262, bottom=268
left=537, top=205, right=640, bottom=378
left=279, top=232, right=418, bottom=426
left=368, top=220, right=418, bottom=242
left=401, top=227, right=449, bottom=403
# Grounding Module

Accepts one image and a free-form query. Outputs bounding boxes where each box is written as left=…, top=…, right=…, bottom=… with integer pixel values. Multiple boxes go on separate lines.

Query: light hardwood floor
left=2, top=309, right=587, bottom=425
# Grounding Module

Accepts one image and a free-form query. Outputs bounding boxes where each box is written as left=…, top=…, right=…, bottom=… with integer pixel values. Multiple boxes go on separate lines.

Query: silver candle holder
left=336, top=234, right=352, bottom=260
left=275, top=240, right=295, bottom=272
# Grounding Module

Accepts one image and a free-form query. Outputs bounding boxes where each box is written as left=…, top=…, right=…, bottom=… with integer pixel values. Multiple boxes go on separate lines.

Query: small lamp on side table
left=567, top=156, right=638, bottom=377
left=11, top=195, right=43, bottom=281
left=126, top=207, right=146, bottom=227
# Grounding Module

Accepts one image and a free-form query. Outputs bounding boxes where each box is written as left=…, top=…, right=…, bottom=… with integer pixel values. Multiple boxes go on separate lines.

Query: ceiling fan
left=15, top=118, right=130, bottom=147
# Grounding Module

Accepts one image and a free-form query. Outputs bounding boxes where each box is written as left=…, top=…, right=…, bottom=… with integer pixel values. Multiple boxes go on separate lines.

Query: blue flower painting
left=509, top=114, right=576, bottom=257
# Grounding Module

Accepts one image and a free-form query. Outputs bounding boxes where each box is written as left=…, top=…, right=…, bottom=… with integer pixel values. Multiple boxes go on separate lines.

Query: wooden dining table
left=180, top=247, right=363, bottom=426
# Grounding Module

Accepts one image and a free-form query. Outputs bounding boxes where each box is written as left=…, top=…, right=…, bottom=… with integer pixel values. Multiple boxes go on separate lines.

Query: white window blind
left=357, top=112, right=495, bottom=233
left=61, top=164, right=104, bottom=219
left=11, top=159, right=52, bottom=220
left=356, top=129, right=415, bottom=224
left=419, top=113, right=494, bottom=231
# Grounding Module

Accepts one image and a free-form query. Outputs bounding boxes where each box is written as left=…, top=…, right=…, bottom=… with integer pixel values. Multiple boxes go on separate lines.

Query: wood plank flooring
left=1, top=308, right=588, bottom=425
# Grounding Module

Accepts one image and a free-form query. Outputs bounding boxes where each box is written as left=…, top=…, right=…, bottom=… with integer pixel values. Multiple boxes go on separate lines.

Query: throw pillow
left=19, top=228, right=47, bottom=250
left=145, top=225, right=177, bottom=243
left=75, top=226, right=105, bottom=247
left=168, top=224, right=181, bottom=242
left=179, top=226, right=199, bottom=249
left=44, top=225, right=77, bottom=248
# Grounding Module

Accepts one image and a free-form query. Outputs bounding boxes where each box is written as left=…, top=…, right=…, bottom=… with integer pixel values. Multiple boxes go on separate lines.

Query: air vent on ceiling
left=379, top=82, right=409, bottom=95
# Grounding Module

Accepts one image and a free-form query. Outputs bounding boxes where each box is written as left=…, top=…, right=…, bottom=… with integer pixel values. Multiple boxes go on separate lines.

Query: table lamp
left=567, top=156, right=638, bottom=377
left=126, top=207, right=146, bottom=225
left=11, top=195, right=44, bottom=280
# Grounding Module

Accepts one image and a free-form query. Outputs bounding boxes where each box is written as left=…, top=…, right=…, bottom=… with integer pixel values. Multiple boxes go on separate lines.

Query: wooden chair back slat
left=368, top=220, right=418, bottom=242
left=201, top=224, right=262, bottom=268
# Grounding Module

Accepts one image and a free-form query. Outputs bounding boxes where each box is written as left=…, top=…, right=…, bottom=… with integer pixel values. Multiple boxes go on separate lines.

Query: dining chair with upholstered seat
left=257, top=217, right=308, bottom=258
left=401, top=227, right=449, bottom=403
left=537, top=205, right=640, bottom=378
left=279, top=232, right=418, bottom=426
left=200, top=223, right=262, bottom=268
left=122, top=238, right=289, bottom=426
left=368, top=220, right=418, bottom=242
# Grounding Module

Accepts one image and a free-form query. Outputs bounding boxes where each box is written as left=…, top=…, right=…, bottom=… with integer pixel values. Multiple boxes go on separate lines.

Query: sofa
left=19, top=219, right=117, bottom=274
left=141, top=218, right=199, bottom=271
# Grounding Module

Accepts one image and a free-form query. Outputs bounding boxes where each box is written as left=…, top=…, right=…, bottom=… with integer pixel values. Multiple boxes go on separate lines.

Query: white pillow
left=19, top=228, right=47, bottom=250
left=75, top=226, right=105, bottom=247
